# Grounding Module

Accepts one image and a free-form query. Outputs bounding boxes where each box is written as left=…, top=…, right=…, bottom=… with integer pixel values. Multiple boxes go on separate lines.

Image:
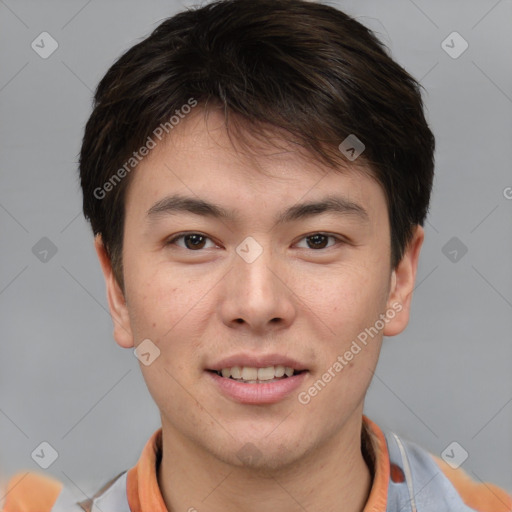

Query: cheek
left=318, top=265, right=388, bottom=324
left=126, top=267, right=208, bottom=374
left=130, top=273, right=206, bottom=411
left=125, top=259, right=191, bottom=336
left=304, top=264, right=389, bottom=382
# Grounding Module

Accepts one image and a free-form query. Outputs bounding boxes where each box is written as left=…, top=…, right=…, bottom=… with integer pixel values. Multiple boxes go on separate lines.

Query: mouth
left=207, top=365, right=307, bottom=384
left=206, top=354, right=309, bottom=403
left=206, top=366, right=308, bottom=404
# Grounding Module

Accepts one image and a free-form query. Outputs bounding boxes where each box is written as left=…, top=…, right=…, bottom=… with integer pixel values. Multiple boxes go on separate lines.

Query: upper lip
left=208, top=353, right=308, bottom=371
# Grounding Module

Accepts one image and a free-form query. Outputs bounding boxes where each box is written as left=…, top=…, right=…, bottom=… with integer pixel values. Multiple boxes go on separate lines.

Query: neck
left=157, top=412, right=373, bottom=512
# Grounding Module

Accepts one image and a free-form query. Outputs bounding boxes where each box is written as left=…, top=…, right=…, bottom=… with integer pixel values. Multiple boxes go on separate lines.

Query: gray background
left=1, top=0, right=511, bottom=502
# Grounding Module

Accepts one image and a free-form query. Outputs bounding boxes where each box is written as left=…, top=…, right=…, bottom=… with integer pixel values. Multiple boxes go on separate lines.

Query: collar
left=126, top=414, right=390, bottom=512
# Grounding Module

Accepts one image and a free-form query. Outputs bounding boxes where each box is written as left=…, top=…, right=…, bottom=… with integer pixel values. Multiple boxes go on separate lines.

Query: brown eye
left=183, top=234, right=206, bottom=249
left=167, top=233, right=215, bottom=250
left=306, top=234, right=329, bottom=249
left=296, top=233, right=339, bottom=250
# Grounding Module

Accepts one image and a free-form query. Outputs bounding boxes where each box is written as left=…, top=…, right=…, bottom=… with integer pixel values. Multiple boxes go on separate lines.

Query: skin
left=95, top=108, right=424, bottom=512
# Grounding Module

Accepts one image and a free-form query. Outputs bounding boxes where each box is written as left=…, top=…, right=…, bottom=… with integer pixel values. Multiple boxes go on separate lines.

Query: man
left=3, top=0, right=511, bottom=510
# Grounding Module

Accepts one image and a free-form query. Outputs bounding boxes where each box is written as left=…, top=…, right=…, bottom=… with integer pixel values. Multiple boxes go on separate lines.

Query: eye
left=166, top=233, right=217, bottom=250
left=166, top=232, right=344, bottom=251
left=295, top=233, right=341, bottom=250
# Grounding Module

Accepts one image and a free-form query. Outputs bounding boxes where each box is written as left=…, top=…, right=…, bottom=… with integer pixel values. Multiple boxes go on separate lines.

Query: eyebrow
left=146, top=193, right=369, bottom=225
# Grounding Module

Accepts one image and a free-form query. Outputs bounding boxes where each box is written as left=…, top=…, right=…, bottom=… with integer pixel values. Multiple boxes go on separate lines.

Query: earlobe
left=383, top=225, right=424, bottom=337
left=94, top=235, right=134, bottom=349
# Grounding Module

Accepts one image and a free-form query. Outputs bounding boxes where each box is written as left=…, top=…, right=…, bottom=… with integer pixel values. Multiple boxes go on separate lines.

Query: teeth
left=275, top=365, right=285, bottom=377
left=257, top=366, right=275, bottom=381
left=241, top=367, right=258, bottom=380
left=216, top=365, right=298, bottom=381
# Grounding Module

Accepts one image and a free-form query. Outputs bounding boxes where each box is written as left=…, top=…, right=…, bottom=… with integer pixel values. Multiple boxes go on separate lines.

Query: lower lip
left=206, top=370, right=308, bottom=404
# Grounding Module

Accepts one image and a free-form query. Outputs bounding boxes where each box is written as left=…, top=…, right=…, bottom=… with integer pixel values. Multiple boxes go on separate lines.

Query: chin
left=212, top=433, right=307, bottom=474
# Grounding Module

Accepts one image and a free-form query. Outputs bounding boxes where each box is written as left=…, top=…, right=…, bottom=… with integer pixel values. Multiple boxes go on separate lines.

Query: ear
left=94, top=235, right=134, bottom=348
left=383, top=225, right=424, bottom=337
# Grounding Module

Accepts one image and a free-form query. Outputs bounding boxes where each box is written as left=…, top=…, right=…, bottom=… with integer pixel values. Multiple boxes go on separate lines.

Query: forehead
left=124, top=107, right=386, bottom=223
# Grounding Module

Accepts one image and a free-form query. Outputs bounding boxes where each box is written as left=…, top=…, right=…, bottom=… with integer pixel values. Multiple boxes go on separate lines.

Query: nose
left=218, top=242, right=297, bottom=335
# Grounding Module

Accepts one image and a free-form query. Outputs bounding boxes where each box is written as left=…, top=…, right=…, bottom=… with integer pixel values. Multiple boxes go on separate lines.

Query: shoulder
left=2, top=471, right=63, bottom=512
left=370, top=419, right=512, bottom=512
left=431, top=455, right=512, bottom=512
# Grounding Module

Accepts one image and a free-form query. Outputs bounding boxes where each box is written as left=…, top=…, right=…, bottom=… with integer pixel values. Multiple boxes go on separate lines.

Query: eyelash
left=165, top=232, right=345, bottom=251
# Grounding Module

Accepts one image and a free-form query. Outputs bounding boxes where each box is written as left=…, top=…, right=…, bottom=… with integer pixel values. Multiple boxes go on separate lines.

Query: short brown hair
left=79, top=0, right=435, bottom=289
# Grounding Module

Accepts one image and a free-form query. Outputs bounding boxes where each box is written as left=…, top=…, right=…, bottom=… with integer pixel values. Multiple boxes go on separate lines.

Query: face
left=96, top=108, right=423, bottom=471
